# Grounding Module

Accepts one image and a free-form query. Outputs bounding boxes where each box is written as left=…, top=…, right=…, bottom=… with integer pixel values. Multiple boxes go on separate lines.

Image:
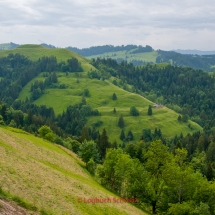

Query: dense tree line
left=157, top=50, right=215, bottom=71
left=0, top=99, right=101, bottom=139
left=130, top=45, right=153, bottom=54
left=67, top=45, right=139, bottom=56
left=96, top=141, right=215, bottom=214
left=30, top=72, right=58, bottom=101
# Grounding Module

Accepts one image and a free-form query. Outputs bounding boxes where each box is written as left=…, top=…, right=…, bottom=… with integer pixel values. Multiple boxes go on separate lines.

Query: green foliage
left=120, top=129, right=125, bottom=141
left=147, top=105, right=152, bottom=116
left=83, top=88, right=90, bottom=97
left=80, top=127, right=90, bottom=142
left=86, top=158, right=96, bottom=175
left=97, top=128, right=110, bottom=159
left=168, top=201, right=210, bottom=215
left=64, top=138, right=81, bottom=153
left=9, top=119, right=17, bottom=128
left=113, top=107, right=116, bottom=114
left=0, top=115, right=5, bottom=125
left=112, top=93, right=117, bottom=100
left=126, top=130, right=134, bottom=141
left=118, top=115, right=125, bottom=128
left=78, top=140, right=100, bottom=164
left=130, top=106, right=139, bottom=116
left=81, top=96, right=87, bottom=105
left=38, top=125, right=55, bottom=142
left=182, top=114, right=189, bottom=122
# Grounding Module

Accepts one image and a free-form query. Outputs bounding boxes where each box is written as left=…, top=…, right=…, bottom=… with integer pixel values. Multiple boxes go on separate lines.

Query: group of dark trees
left=157, top=50, right=215, bottom=71
left=130, top=45, right=153, bottom=54
left=67, top=45, right=141, bottom=57
left=30, top=72, right=58, bottom=101
left=0, top=54, right=82, bottom=105
left=96, top=141, right=215, bottom=214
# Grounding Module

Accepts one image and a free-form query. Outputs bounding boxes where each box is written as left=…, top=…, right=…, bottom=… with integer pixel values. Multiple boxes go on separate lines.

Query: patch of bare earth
left=0, top=199, right=38, bottom=215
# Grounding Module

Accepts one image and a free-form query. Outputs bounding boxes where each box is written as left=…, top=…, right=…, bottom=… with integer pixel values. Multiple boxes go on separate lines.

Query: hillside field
left=18, top=71, right=202, bottom=142
left=0, top=45, right=94, bottom=72
left=86, top=50, right=159, bottom=63
left=0, top=126, right=147, bottom=215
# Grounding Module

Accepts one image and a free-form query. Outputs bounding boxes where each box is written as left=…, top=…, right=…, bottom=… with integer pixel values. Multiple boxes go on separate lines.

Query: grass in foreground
left=0, top=126, right=147, bottom=215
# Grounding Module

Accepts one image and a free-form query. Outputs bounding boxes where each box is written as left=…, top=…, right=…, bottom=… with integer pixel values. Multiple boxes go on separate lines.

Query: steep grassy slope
left=18, top=71, right=202, bottom=142
left=0, top=126, right=146, bottom=215
left=86, top=50, right=159, bottom=63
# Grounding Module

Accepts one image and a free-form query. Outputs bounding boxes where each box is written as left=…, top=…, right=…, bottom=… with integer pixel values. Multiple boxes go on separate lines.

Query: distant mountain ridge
left=1, top=43, right=215, bottom=71
left=173, top=49, right=215, bottom=55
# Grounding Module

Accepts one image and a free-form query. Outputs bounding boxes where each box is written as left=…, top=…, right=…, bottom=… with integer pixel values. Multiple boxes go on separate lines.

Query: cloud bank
left=0, top=0, right=215, bottom=50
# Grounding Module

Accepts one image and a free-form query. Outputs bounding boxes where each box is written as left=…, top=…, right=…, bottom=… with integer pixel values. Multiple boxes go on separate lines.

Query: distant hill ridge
left=1, top=43, right=215, bottom=71
left=173, top=49, right=215, bottom=55
left=67, top=45, right=153, bottom=56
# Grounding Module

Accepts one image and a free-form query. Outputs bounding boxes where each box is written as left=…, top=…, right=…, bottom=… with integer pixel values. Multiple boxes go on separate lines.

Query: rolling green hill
left=1, top=45, right=202, bottom=142
left=0, top=126, right=146, bottom=215
left=0, top=44, right=94, bottom=72
left=18, top=73, right=202, bottom=142
left=86, top=50, right=159, bottom=64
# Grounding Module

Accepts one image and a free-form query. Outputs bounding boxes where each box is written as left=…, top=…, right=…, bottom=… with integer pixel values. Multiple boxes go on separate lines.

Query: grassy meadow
left=0, top=126, right=147, bottom=215
left=18, top=71, right=202, bottom=142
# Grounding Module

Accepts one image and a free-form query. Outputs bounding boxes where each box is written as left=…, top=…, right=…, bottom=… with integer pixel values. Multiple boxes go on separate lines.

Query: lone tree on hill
left=113, top=107, right=116, bottom=114
left=118, top=115, right=125, bottom=128
left=120, top=129, right=125, bottom=141
left=112, top=93, right=117, bottom=100
left=81, top=96, right=86, bottom=105
left=148, top=105, right=152, bottom=116
left=126, top=130, right=134, bottom=141
left=178, top=115, right=182, bottom=121
left=130, top=106, right=139, bottom=116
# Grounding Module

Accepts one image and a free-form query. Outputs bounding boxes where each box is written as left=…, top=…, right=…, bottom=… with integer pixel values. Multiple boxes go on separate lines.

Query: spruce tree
left=112, top=140, right=118, bottom=148
left=148, top=105, right=152, bottom=116
left=120, top=129, right=125, bottom=141
left=112, top=93, right=117, bottom=100
left=127, top=130, right=134, bottom=141
left=118, top=115, right=125, bottom=128
left=97, top=128, right=110, bottom=159
left=80, top=127, right=90, bottom=142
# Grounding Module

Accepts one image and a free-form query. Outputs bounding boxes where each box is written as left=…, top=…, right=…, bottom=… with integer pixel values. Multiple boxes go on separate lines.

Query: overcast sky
left=0, top=0, right=215, bottom=50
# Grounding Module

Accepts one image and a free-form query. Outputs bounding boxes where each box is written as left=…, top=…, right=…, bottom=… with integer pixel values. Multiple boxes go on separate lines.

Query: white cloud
left=0, top=0, right=215, bottom=50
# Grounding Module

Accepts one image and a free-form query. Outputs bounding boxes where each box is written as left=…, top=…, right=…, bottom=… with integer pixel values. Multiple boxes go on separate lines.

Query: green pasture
left=18, top=72, right=202, bottom=142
